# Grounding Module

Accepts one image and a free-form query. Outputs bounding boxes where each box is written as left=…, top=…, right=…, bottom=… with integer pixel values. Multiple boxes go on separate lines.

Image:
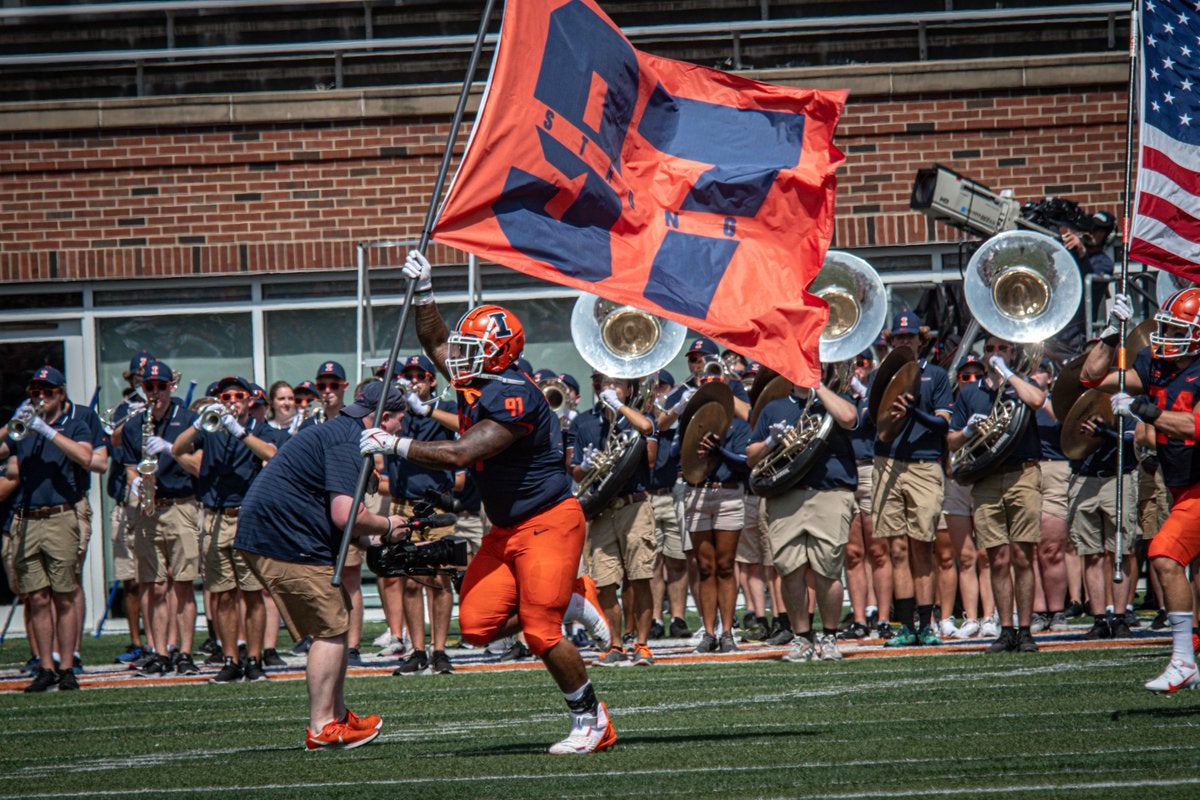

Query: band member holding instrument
left=873, top=311, right=953, bottom=647
left=571, top=374, right=659, bottom=666
left=949, top=336, right=1046, bottom=654
left=360, top=250, right=615, bottom=755
left=747, top=379, right=858, bottom=663
left=840, top=352, right=878, bottom=642
left=119, top=359, right=203, bottom=676
left=1082, top=290, right=1200, bottom=692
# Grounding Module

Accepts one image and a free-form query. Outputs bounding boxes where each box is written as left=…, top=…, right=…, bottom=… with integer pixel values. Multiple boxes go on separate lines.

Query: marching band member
left=1030, top=359, right=1071, bottom=634
left=840, top=351, right=878, bottom=642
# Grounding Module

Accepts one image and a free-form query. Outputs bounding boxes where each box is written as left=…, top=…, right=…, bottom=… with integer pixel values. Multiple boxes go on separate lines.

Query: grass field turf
left=0, top=631, right=1198, bottom=800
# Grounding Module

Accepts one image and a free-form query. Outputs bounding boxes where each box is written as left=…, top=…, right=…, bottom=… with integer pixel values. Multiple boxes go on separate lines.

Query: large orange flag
left=433, top=0, right=847, bottom=385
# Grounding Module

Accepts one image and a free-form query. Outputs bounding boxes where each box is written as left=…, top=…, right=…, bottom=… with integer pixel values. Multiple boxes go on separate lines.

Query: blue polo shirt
left=1036, top=402, right=1066, bottom=461
left=873, top=361, right=953, bottom=462
left=10, top=409, right=93, bottom=509
left=571, top=411, right=655, bottom=495
left=117, top=400, right=198, bottom=499
left=851, top=380, right=876, bottom=462
left=751, top=393, right=857, bottom=491
left=235, top=414, right=365, bottom=565
left=65, top=401, right=105, bottom=492
left=457, top=366, right=572, bottom=527
left=193, top=417, right=273, bottom=508
left=1070, top=427, right=1136, bottom=477
left=386, top=398, right=456, bottom=501
left=648, top=426, right=681, bottom=490
left=951, top=378, right=1042, bottom=467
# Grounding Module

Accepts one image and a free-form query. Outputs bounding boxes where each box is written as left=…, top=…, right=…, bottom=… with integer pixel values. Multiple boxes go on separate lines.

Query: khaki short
left=201, top=509, right=263, bottom=593
left=244, top=551, right=351, bottom=640
left=12, top=509, right=80, bottom=594
left=1067, top=472, right=1139, bottom=555
left=872, top=457, right=944, bottom=543
left=971, top=464, right=1042, bottom=550
left=74, top=496, right=92, bottom=568
left=683, top=485, right=745, bottom=534
left=454, top=510, right=489, bottom=554
left=735, top=496, right=772, bottom=566
left=650, top=492, right=685, bottom=561
left=110, top=503, right=138, bottom=582
left=1, top=533, right=17, bottom=593
left=392, top=498, right=456, bottom=543
left=1040, top=459, right=1070, bottom=521
left=766, top=487, right=854, bottom=580
left=132, top=501, right=201, bottom=584
left=589, top=500, right=659, bottom=586
left=1138, top=467, right=1171, bottom=538
left=854, top=462, right=874, bottom=515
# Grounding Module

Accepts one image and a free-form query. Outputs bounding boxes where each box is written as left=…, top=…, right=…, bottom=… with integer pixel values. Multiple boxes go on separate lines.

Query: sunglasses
left=295, top=397, right=313, bottom=407
left=315, top=380, right=344, bottom=391
left=27, top=387, right=56, bottom=398
left=402, top=372, right=428, bottom=382
left=219, top=391, right=248, bottom=402
left=143, top=380, right=170, bottom=391
left=958, top=373, right=981, bottom=383
left=983, top=344, right=1012, bottom=353
left=687, top=353, right=707, bottom=362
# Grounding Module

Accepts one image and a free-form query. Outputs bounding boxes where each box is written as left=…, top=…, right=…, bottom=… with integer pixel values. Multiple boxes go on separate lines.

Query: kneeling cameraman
left=235, top=381, right=409, bottom=751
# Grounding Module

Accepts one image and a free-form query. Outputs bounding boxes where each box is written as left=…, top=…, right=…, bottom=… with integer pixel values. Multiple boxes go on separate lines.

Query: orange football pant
left=1149, top=483, right=1200, bottom=566
left=458, top=497, right=586, bottom=656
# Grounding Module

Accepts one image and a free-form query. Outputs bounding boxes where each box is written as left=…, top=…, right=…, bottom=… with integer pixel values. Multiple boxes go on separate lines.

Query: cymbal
left=876, top=361, right=921, bottom=443
left=1051, top=352, right=1089, bottom=423
left=1059, top=388, right=1114, bottom=460
left=869, top=345, right=916, bottom=424
left=749, top=375, right=792, bottom=429
left=747, top=365, right=781, bottom=410
left=681, top=402, right=730, bottom=485
left=679, top=380, right=734, bottom=441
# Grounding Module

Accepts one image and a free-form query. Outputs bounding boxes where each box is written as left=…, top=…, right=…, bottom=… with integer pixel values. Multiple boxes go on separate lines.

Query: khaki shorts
left=454, top=510, right=489, bottom=554
left=74, top=496, right=92, bottom=568
left=1067, top=472, right=1139, bottom=555
left=132, top=501, right=201, bottom=584
left=1040, top=459, right=1070, bottom=521
left=854, top=462, right=874, bottom=515
left=1, top=533, right=17, bottom=593
left=683, top=485, right=745, bottom=534
left=1138, top=467, right=1171, bottom=538
left=392, top=498, right=456, bottom=543
left=971, top=464, right=1042, bottom=550
left=766, top=487, right=854, bottom=580
left=244, top=551, right=351, bottom=640
left=110, top=503, right=138, bottom=582
left=735, top=496, right=772, bottom=566
left=201, top=509, right=263, bottom=593
left=650, top=492, right=685, bottom=561
left=589, top=500, right=660, bottom=586
left=12, top=509, right=80, bottom=594
left=872, top=457, right=944, bottom=543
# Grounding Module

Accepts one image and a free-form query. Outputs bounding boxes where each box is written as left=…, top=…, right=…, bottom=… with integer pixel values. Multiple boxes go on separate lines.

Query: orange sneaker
left=343, top=709, right=383, bottom=731
left=565, top=575, right=612, bottom=651
left=305, top=719, right=381, bottom=751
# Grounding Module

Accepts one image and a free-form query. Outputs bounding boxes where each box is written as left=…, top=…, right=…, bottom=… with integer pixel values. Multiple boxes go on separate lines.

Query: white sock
left=1169, top=612, right=1194, bottom=663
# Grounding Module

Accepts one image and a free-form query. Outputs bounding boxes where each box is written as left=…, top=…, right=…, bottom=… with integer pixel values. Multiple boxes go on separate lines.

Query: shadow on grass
left=1110, top=704, right=1200, bottom=721
left=455, top=726, right=820, bottom=757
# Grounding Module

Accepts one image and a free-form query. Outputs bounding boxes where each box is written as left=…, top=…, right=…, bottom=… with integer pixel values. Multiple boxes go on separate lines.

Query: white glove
left=579, top=444, right=598, bottom=471
left=963, top=412, right=989, bottom=438
left=403, top=250, right=434, bottom=304
left=1110, top=392, right=1160, bottom=424
left=193, top=403, right=227, bottom=429
left=849, top=376, right=868, bottom=398
left=144, top=435, right=173, bottom=458
left=1099, top=293, right=1133, bottom=340
left=12, top=399, right=31, bottom=419
left=220, top=413, right=246, bottom=439
left=762, top=420, right=791, bottom=450
left=406, top=391, right=432, bottom=417
left=29, top=415, right=55, bottom=439
left=988, top=354, right=1014, bottom=382
left=670, top=386, right=696, bottom=415
left=360, top=427, right=410, bottom=458
left=599, top=388, right=623, bottom=412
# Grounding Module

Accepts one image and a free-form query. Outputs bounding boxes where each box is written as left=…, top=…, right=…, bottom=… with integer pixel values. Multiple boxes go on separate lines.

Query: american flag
left=1129, top=0, right=1200, bottom=278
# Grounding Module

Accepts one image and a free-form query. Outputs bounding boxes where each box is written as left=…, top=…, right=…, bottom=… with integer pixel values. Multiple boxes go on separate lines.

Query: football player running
left=360, top=250, right=616, bottom=754
left=1081, top=290, right=1200, bottom=693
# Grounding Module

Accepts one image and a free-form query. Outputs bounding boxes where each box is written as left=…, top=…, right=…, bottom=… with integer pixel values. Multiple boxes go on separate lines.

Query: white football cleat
left=564, top=576, right=612, bottom=651
left=548, top=701, right=617, bottom=755
left=1145, top=658, right=1200, bottom=694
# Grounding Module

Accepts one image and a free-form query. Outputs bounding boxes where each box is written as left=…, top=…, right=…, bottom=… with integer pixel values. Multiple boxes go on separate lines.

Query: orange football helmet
left=1151, top=288, right=1200, bottom=359
left=446, top=305, right=525, bottom=385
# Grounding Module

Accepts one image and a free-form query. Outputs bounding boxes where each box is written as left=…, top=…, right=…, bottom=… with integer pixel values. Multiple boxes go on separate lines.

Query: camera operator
left=234, top=381, right=408, bottom=751
left=1056, top=209, right=1117, bottom=356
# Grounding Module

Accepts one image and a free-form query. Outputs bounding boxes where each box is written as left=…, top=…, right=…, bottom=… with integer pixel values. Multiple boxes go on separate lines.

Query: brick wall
left=0, top=81, right=1133, bottom=283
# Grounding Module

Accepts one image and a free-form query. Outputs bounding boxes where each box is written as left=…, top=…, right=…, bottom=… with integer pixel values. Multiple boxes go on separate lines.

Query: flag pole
left=1112, top=0, right=1140, bottom=584
left=332, top=0, right=499, bottom=585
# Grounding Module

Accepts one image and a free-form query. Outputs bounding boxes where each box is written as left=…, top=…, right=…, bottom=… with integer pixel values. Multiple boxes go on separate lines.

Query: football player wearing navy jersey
left=1081, top=290, right=1200, bottom=692
left=360, top=250, right=616, bottom=755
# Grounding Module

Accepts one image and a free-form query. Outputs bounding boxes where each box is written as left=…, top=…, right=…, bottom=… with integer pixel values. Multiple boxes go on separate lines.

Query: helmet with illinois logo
left=446, top=304, right=526, bottom=385
left=1151, top=288, right=1200, bottom=359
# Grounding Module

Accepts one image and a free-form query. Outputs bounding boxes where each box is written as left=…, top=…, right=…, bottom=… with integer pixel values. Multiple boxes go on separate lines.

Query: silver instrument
left=137, top=412, right=158, bottom=516
left=8, top=400, right=46, bottom=442
left=99, top=386, right=147, bottom=435
left=539, top=376, right=573, bottom=415
left=302, top=404, right=326, bottom=424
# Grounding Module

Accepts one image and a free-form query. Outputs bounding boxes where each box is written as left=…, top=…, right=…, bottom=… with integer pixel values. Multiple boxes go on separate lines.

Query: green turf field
left=1, top=633, right=1198, bottom=800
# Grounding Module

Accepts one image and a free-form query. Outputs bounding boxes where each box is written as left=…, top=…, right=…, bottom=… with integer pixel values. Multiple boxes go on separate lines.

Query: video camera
left=365, top=494, right=468, bottom=579
left=910, top=164, right=1058, bottom=239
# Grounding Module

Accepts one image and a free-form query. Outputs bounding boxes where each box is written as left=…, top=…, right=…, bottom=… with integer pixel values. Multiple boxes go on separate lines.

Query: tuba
left=749, top=251, right=886, bottom=497
left=951, top=230, right=1081, bottom=483
left=569, top=294, right=686, bottom=518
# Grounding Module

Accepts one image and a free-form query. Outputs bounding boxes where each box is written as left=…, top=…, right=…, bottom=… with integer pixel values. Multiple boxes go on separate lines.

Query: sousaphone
left=570, top=294, right=687, bottom=518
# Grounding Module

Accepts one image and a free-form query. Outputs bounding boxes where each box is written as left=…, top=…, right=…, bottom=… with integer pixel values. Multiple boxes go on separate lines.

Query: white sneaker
left=782, top=636, right=817, bottom=662
left=548, top=701, right=617, bottom=755
left=564, top=576, right=612, bottom=651
left=486, top=636, right=515, bottom=655
left=953, top=618, right=981, bottom=639
left=939, top=617, right=959, bottom=639
left=1145, top=658, right=1200, bottom=694
left=817, top=633, right=843, bottom=661
left=377, top=635, right=407, bottom=657
left=372, top=629, right=398, bottom=648
left=980, top=613, right=1000, bottom=639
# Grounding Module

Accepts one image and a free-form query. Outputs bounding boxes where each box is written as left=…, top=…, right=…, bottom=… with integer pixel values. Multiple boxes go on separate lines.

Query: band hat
left=294, top=380, right=320, bottom=398
left=125, top=350, right=154, bottom=377
left=205, top=381, right=221, bottom=398
left=657, top=368, right=676, bottom=386
left=143, top=359, right=174, bottom=382
left=399, top=354, right=437, bottom=377
left=28, top=365, right=66, bottom=388
left=957, top=354, right=985, bottom=373
left=215, top=375, right=254, bottom=393
left=687, top=337, right=719, bottom=356
left=532, top=368, right=557, bottom=383
left=891, top=310, right=921, bottom=335
left=316, top=360, right=347, bottom=381
left=342, top=381, right=406, bottom=418
left=557, top=373, right=580, bottom=394
left=249, top=381, right=268, bottom=406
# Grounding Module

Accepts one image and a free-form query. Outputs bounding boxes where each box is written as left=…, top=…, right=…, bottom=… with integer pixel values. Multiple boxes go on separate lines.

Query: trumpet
left=196, top=401, right=226, bottom=433
left=137, top=412, right=158, bottom=516
left=539, top=377, right=574, bottom=415
left=8, top=400, right=46, bottom=442
left=99, top=387, right=147, bottom=435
